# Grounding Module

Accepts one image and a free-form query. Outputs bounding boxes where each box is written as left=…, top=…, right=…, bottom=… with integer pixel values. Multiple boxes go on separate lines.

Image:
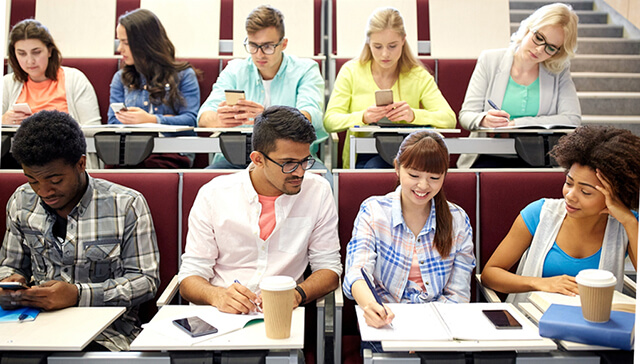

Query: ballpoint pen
left=360, top=268, right=393, bottom=328
left=233, top=279, right=262, bottom=313
left=487, top=99, right=500, bottom=110
left=18, top=313, right=29, bottom=321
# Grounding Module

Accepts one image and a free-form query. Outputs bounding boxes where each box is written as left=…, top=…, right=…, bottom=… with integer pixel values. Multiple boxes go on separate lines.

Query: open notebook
left=529, top=291, right=635, bottom=314
left=356, top=302, right=542, bottom=342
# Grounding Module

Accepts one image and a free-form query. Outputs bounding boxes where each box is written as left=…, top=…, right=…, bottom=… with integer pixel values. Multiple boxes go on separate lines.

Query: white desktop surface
left=381, top=303, right=556, bottom=352
left=349, top=126, right=460, bottom=134
left=0, top=307, right=125, bottom=351
left=130, top=305, right=304, bottom=351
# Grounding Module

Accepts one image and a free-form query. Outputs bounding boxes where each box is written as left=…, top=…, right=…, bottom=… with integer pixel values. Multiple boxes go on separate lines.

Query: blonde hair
left=358, top=7, right=424, bottom=74
left=511, top=3, right=578, bottom=73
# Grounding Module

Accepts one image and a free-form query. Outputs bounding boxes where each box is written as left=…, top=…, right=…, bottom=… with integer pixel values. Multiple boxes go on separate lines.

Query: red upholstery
left=336, top=171, right=477, bottom=363
left=313, top=0, right=323, bottom=56
left=9, top=0, right=36, bottom=28
left=478, top=171, right=565, bottom=270
left=416, top=0, right=430, bottom=43
left=436, top=59, right=477, bottom=137
left=220, top=0, right=234, bottom=41
left=60, top=58, right=120, bottom=125
left=0, top=172, right=27, bottom=217
left=180, top=58, right=221, bottom=105
left=116, top=0, right=140, bottom=23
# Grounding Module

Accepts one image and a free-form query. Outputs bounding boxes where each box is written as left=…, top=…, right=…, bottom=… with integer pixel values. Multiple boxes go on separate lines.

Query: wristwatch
left=295, top=285, right=307, bottom=305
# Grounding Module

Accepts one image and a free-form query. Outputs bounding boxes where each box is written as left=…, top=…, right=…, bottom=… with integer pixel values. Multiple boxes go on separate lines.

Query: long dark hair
left=395, top=131, right=453, bottom=257
left=118, top=9, right=195, bottom=109
left=8, top=19, right=61, bottom=82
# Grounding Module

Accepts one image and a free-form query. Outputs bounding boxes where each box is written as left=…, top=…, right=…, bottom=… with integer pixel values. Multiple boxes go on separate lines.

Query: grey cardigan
left=457, top=48, right=581, bottom=168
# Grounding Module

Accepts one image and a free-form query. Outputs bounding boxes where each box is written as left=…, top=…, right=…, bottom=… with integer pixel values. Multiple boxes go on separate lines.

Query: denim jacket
left=108, top=68, right=199, bottom=136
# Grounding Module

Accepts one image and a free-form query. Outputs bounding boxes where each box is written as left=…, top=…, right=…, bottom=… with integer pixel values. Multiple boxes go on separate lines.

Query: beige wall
left=604, top=0, right=640, bottom=30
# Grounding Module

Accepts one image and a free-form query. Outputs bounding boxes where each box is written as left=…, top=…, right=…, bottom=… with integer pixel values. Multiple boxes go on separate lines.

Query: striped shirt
left=0, top=175, right=160, bottom=351
left=343, top=187, right=475, bottom=304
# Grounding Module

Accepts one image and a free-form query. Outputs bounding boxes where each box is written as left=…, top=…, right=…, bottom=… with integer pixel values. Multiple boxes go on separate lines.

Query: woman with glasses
left=324, top=7, right=456, bottom=169
left=343, top=131, right=475, bottom=338
left=108, top=9, right=200, bottom=168
left=457, top=3, right=580, bottom=168
left=198, top=5, right=326, bottom=169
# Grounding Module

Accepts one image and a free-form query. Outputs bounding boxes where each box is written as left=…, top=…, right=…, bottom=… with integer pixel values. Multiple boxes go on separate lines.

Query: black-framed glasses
left=260, top=152, right=315, bottom=173
left=531, top=30, right=560, bottom=56
left=243, top=38, right=284, bottom=55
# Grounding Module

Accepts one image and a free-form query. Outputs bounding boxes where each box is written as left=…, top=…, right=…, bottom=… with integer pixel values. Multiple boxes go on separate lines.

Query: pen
left=360, top=268, right=393, bottom=328
left=487, top=99, right=500, bottom=110
left=18, top=313, right=29, bottom=321
left=233, top=280, right=262, bottom=313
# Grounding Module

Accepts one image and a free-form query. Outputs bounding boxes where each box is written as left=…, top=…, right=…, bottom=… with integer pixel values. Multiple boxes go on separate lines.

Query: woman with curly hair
left=109, top=9, right=200, bottom=168
left=481, top=125, right=640, bottom=304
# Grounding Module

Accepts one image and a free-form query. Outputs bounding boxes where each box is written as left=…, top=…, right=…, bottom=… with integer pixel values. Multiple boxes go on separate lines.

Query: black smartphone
left=0, top=282, right=28, bottom=290
left=482, top=309, right=522, bottom=330
left=172, top=316, right=218, bottom=337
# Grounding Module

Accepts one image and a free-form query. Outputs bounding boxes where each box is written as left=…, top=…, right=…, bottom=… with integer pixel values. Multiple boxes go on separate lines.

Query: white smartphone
left=110, top=103, right=128, bottom=113
left=0, top=282, right=28, bottom=290
left=12, top=103, right=32, bottom=114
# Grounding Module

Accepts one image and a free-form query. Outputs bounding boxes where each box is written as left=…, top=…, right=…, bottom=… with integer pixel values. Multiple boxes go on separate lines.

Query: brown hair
left=8, top=19, right=61, bottom=82
left=551, top=125, right=640, bottom=210
left=245, top=5, right=285, bottom=39
left=395, top=131, right=453, bottom=257
left=118, top=9, right=196, bottom=109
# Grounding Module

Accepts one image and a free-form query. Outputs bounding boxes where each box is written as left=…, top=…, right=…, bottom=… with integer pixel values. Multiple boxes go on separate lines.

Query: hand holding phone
left=225, top=90, right=246, bottom=106
left=110, top=103, right=128, bottom=113
left=12, top=103, right=32, bottom=115
left=482, top=309, right=522, bottom=330
left=375, top=89, right=393, bottom=107
left=173, top=316, right=218, bottom=337
left=0, top=282, right=28, bottom=290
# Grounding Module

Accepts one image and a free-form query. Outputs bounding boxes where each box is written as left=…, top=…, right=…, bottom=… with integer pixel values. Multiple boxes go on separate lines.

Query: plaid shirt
left=343, top=187, right=475, bottom=304
left=0, top=175, right=159, bottom=351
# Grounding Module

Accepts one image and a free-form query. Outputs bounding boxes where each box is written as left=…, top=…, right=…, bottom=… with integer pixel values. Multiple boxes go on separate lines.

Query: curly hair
left=550, top=126, right=640, bottom=210
left=8, top=19, right=62, bottom=83
left=12, top=110, right=86, bottom=167
left=252, top=106, right=316, bottom=155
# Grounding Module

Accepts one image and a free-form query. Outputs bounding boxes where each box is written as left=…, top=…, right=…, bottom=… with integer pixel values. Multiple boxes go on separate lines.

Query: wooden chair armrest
left=475, top=273, right=502, bottom=303
left=156, top=275, right=180, bottom=307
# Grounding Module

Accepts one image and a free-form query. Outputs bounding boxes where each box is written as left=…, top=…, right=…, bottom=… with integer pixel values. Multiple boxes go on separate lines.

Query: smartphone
left=482, top=309, right=522, bottom=330
left=0, top=282, right=28, bottom=290
left=225, top=89, right=245, bottom=106
left=375, top=89, right=393, bottom=107
left=172, top=316, right=218, bottom=337
left=12, top=103, right=32, bottom=114
left=110, top=103, right=128, bottom=113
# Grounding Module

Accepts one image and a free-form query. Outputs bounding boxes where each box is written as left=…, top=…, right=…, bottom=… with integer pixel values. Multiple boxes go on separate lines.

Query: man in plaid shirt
left=0, top=110, right=160, bottom=351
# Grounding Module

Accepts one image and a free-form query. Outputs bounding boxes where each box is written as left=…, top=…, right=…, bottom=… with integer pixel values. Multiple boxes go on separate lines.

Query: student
left=179, top=106, right=341, bottom=313
left=343, top=131, right=475, bottom=332
left=457, top=3, right=581, bottom=168
left=198, top=5, right=326, bottom=169
left=2, top=19, right=101, bottom=169
left=109, top=9, right=200, bottom=168
left=482, top=126, right=640, bottom=304
left=0, top=110, right=160, bottom=351
left=323, top=7, right=455, bottom=169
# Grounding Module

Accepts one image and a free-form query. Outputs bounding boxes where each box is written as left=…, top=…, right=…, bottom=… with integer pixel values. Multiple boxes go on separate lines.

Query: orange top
left=17, top=68, right=68, bottom=113
left=258, top=194, right=278, bottom=241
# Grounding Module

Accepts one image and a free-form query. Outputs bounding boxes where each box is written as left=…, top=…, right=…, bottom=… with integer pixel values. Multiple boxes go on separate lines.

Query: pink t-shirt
left=258, top=194, right=278, bottom=240
left=408, top=249, right=426, bottom=291
left=17, top=68, right=68, bottom=113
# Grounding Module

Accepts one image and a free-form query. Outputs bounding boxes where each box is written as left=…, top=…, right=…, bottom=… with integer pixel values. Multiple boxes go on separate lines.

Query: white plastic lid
left=259, top=276, right=296, bottom=291
left=576, top=269, right=617, bottom=288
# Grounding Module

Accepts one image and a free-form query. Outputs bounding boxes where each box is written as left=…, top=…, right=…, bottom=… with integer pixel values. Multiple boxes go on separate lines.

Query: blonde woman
left=324, top=7, right=455, bottom=169
left=458, top=3, right=581, bottom=168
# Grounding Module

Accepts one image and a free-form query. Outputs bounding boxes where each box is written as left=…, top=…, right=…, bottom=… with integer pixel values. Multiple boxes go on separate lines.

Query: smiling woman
left=481, top=125, right=640, bottom=305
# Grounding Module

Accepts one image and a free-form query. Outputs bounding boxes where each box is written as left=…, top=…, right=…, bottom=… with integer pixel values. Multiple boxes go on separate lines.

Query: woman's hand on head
left=114, top=106, right=156, bottom=124
left=533, top=275, right=579, bottom=296
left=595, top=169, right=636, bottom=224
left=385, top=101, right=415, bottom=122
left=479, top=109, right=510, bottom=128
left=2, top=110, right=30, bottom=125
left=363, top=105, right=391, bottom=125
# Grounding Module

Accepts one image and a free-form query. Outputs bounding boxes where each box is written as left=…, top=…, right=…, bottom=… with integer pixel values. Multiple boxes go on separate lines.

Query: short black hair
left=252, top=106, right=316, bottom=154
left=12, top=110, right=86, bottom=167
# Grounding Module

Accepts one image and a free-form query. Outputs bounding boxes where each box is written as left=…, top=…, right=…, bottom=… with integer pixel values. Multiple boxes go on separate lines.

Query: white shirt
left=178, top=167, right=342, bottom=292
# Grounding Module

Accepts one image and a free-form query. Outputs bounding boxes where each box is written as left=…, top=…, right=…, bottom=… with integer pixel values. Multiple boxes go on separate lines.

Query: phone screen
left=482, top=309, right=522, bottom=330
left=225, top=90, right=245, bottom=106
left=0, top=282, right=28, bottom=290
left=172, top=316, right=218, bottom=337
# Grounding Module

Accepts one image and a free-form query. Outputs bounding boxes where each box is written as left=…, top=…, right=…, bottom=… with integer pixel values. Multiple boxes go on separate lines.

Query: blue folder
left=0, top=306, right=40, bottom=322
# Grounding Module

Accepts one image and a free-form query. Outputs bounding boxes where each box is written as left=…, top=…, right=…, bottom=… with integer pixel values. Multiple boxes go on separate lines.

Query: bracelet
left=294, top=285, right=307, bottom=305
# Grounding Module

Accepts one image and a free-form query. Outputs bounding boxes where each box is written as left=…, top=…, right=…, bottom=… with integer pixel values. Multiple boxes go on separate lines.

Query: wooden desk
left=131, top=305, right=304, bottom=362
left=0, top=307, right=125, bottom=351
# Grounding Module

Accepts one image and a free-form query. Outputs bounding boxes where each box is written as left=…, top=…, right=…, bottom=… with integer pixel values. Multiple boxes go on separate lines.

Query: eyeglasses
left=531, top=30, right=560, bottom=56
left=260, top=152, right=315, bottom=173
left=243, top=38, right=284, bottom=55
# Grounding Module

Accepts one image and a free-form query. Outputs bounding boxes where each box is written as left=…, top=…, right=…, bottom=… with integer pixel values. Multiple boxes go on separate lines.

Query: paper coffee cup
left=259, top=276, right=296, bottom=339
left=576, top=269, right=617, bottom=323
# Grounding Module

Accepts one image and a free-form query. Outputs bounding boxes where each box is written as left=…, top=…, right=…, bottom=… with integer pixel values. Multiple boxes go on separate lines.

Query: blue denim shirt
left=108, top=68, right=199, bottom=136
left=198, top=53, right=326, bottom=155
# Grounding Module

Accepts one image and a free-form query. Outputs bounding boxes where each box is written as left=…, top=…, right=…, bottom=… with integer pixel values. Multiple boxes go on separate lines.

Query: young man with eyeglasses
left=198, top=5, right=326, bottom=169
left=179, top=106, right=341, bottom=314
